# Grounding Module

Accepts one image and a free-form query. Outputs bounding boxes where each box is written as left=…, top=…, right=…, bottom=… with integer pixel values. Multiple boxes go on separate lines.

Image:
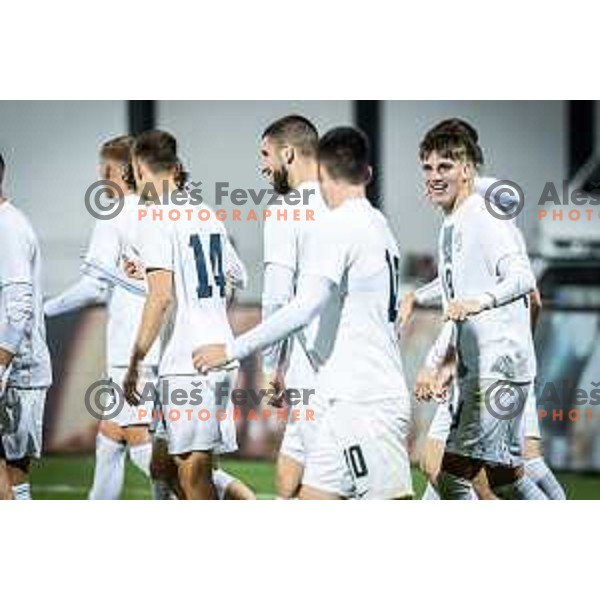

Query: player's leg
left=423, top=391, right=481, bottom=499
left=150, top=430, right=181, bottom=499
left=302, top=397, right=413, bottom=500
left=480, top=381, right=546, bottom=500
left=163, top=374, right=230, bottom=500
left=124, top=425, right=152, bottom=477
left=175, top=451, right=216, bottom=499
left=521, top=388, right=566, bottom=499
left=276, top=454, right=304, bottom=499
left=524, top=437, right=566, bottom=500
left=436, top=377, right=491, bottom=499
left=299, top=403, right=346, bottom=500
left=0, top=438, right=12, bottom=499
left=111, top=367, right=154, bottom=480
left=420, top=437, right=445, bottom=499
left=1, top=388, right=47, bottom=500
left=213, top=467, right=256, bottom=500
left=88, top=420, right=127, bottom=500
left=420, top=402, right=453, bottom=499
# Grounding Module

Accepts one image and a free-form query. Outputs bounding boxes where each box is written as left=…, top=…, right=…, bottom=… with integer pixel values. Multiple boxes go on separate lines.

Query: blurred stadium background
left=1, top=100, right=599, bottom=498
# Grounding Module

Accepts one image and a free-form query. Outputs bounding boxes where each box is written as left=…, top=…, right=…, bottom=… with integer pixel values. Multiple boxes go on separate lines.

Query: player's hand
left=415, top=367, right=450, bottom=403
left=123, top=257, right=145, bottom=281
left=445, top=299, right=483, bottom=322
left=261, top=370, right=286, bottom=408
left=415, top=367, right=438, bottom=401
left=396, top=291, right=416, bottom=333
left=123, top=362, right=141, bottom=406
left=192, top=344, right=230, bottom=374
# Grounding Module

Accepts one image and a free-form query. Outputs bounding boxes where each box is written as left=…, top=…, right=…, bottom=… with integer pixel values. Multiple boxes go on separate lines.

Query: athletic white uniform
left=417, top=277, right=541, bottom=442
left=0, top=201, right=52, bottom=460
left=300, top=198, right=412, bottom=498
left=437, top=194, right=536, bottom=466
left=88, top=195, right=161, bottom=425
left=137, top=201, right=242, bottom=456
left=45, top=194, right=161, bottom=426
left=262, top=182, right=330, bottom=464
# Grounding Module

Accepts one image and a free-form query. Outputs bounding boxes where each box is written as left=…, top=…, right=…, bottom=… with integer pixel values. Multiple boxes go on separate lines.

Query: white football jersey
left=437, top=194, right=536, bottom=382
left=263, top=181, right=332, bottom=388
left=0, top=201, right=52, bottom=388
left=137, top=202, right=236, bottom=377
left=85, top=194, right=160, bottom=368
left=302, top=197, right=409, bottom=405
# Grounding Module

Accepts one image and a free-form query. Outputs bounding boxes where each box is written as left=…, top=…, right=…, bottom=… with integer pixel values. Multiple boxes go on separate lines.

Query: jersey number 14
left=189, top=233, right=226, bottom=299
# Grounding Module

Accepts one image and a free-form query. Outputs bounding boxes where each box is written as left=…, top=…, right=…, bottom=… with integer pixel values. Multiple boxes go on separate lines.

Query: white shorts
left=0, top=387, right=47, bottom=461
left=427, top=382, right=541, bottom=443
left=279, top=393, right=325, bottom=466
left=159, top=374, right=238, bottom=456
left=302, top=397, right=413, bottom=499
left=445, top=378, right=531, bottom=467
left=108, top=366, right=158, bottom=428
left=522, top=387, right=541, bottom=440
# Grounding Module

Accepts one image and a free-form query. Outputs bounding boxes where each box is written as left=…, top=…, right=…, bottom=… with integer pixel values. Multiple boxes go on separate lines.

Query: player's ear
left=282, top=145, right=294, bottom=166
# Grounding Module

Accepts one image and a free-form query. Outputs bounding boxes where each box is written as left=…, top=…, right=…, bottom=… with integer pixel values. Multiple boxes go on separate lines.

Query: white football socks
left=525, top=457, right=566, bottom=500
left=88, top=434, right=126, bottom=500
left=12, top=483, right=31, bottom=500
left=492, top=475, right=548, bottom=500
left=129, top=442, right=152, bottom=477
left=213, top=468, right=236, bottom=500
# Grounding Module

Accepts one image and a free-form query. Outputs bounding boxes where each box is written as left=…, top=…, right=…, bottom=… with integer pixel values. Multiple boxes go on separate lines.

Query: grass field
left=29, top=455, right=600, bottom=499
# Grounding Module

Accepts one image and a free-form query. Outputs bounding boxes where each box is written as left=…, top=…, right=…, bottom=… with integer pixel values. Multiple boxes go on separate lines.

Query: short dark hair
left=132, top=130, right=187, bottom=188
left=318, top=126, right=371, bottom=185
left=262, top=115, right=318, bottom=158
left=0, top=152, right=4, bottom=187
left=100, top=135, right=135, bottom=190
left=419, top=118, right=484, bottom=167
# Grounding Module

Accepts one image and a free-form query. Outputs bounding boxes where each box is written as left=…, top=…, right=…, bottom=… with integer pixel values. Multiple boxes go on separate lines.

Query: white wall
left=0, top=101, right=127, bottom=294
left=157, top=101, right=354, bottom=302
left=383, top=101, right=566, bottom=261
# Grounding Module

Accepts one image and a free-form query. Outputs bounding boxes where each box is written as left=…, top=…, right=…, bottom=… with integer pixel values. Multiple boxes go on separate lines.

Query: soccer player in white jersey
left=123, top=130, right=245, bottom=500
left=259, top=115, right=331, bottom=498
left=194, top=127, right=413, bottom=500
left=0, top=151, right=52, bottom=500
left=415, top=119, right=546, bottom=499
left=45, top=136, right=161, bottom=499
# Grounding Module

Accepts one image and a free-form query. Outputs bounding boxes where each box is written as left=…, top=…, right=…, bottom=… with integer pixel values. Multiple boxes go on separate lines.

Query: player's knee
left=178, top=452, right=213, bottom=483
left=7, top=457, right=30, bottom=483
left=276, top=455, right=303, bottom=499
left=523, top=437, right=542, bottom=460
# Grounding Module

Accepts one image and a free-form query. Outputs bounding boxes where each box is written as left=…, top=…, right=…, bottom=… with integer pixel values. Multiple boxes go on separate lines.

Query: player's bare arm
left=124, top=269, right=173, bottom=404
left=397, top=277, right=442, bottom=332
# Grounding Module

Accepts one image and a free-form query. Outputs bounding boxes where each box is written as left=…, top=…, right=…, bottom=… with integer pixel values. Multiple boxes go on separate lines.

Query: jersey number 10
left=189, top=233, right=226, bottom=299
